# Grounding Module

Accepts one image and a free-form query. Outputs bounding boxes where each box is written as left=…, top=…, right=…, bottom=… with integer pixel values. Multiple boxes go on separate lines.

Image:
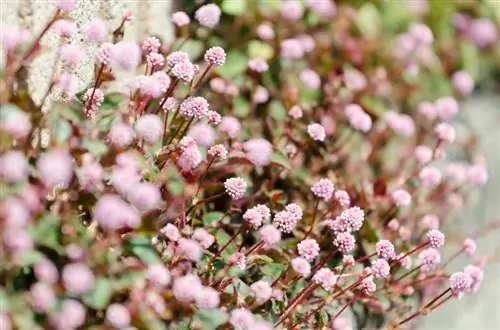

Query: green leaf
left=269, top=101, right=286, bottom=121
left=168, top=181, right=184, bottom=196
left=221, top=0, right=247, bottom=16
left=196, top=309, right=229, bottom=330
left=203, top=212, right=225, bottom=226
left=55, top=119, right=72, bottom=142
left=216, top=52, right=248, bottom=79
left=29, top=215, right=61, bottom=251
left=355, top=3, right=381, bottom=38
left=83, top=277, right=112, bottom=309
left=233, top=97, right=250, bottom=117
left=261, top=262, right=285, bottom=277
left=248, top=40, right=275, bottom=60
left=17, top=250, right=45, bottom=267
left=270, top=152, right=291, bottom=169
left=82, top=139, right=109, bottom=158
left=124, top=235, right=162, bottom=265
left=254, top=255, right=274, bottom=265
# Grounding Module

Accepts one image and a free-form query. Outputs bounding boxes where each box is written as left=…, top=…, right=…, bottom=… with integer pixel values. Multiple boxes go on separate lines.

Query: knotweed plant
left=0, top=1, right=498, bottom=329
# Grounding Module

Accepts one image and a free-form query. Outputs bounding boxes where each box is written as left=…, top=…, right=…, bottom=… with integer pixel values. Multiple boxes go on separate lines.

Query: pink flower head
left=97, top=42, right=114, bottom=65
left=3, top=227, right=33, bottom=253
left=229, top=252, right=247, bottom=269
left=421, top=214, right=440, bottom=230
left=0, top=27, right=29, bottom=52
left=300, top=69, right=321, bottom=89
left=147, top=264, right=171, bottom=287
left=207, top=110, right=222, bottom=125
left=192, top=228, right=214, bottom=249
left=188, top=123, right=216, bottom=147
left=1, top=197, right=30, bottom=227
left=177, top=145, right=202, bottom=171
left=345, top=104, right=372, bottom=132
left=180, top=97, right=209, bottom=119
left=57, top=73, right=76, bottom=95
left=52, top=20, right=76, bottom=37
left=162, top=97, right=178, bottom=111
left=385, top=111, right=415, bottom=137
left=210, top=77, right=226, bottom=93
left=56, top=0, right=77, bottom=11
left=34, top=259, right=58, bottom=284
left=419, top=166, right=442, bottom=188
left=298, top=34, right=315, bottom=52
left=337, top=206, right=365, bottom=232
left=171, top=60, right=196, bottom=82
left=418, top=248, right=441, bottom=272
left=467, top=163, right=488, bottom=185
left=93, top=194, right=140, bottom=231
left=391, top=189, right=411, bottom=207
left=397, top=253, right=412, bottom=269
left=306, top=0, right=336, bottom=17
left=464, top=265, right=483, bottom=293
left=219, top=116, right=241, bottom=138
left=127, top=182, right=161, bottom=212
left=256, top=23, right=275, bottom=40
left=409, top=23, right=434, bottom=44
left=376, top=240, right=396, bottom=260
left=371, top=258, right=390, bottom=279
left=196, top=286, right=220, bottom=309
left=334, top=232, right=356, bottom=254
left=161, top=223, right=180, bottom=242
left=177, top=238, right=203, bottom=262
left=417, top=101, right=437, bottom=120
left=79, top=161, right=103, bottom=190
left=342, top=255, right=355, bottom=267
left=147, top=52, right=165, bottom=69
left=30, top=282, right=56, bottom=312
left=259, top=224, right=281, bottom=247
left=435, top=96, right=459, bottom=120
left=462, top=238, right=477, bottom=256
left=37, top=149, right=74, bottom=188
left=331, top=317, right=351, bottom=330
left=111, top=41, right=141, bottom=71
left=172, top=11, right=190, bottom=27
left=173, top=274, right=202, bottom=303
left=135, top=114, right=163, bottom=144
left=361, top=276, right=377, bottom=295
left=51, top=299, right=86, bottom=329
left=253, top=86, right=269, bottom=104
left=426, top=229, right=445, bottom=248
left=82, top=19, right=107, bottom=43
left=307, top=123, right=326, bottom=141
left=256, top=204, right=272, bottom=220
left=311, top=178, right=334, bottom=200
left=435, top=122, right=456, bottom=143
left=243, top=138, right=273, bottom=167
left=280, top=38, right=304, bottom=59
left=60, top=44, right=83, bottom=68
left=344, top=68, right=367, bottom=91
left=0, top=151, right=29, bottom=183
left=230, top=308, right=254, bottom=330
left=291, top=257, right=312, bottom=277
left=243, top=208, right=264, bottom=229
left=281, top=0, right=303, bottom=21
left=0, top=108, right=31, bottom=139
left=83, top=87, right=104, bottom=117
left=166, top=51, right=189, bottom=67
left=414, top=145, right=433, bottom=165
left=334, top=190, right=350, bottom=208
left=106, top=303, right=131, bottom=329
left=288, top=105, right=303, bottom=119
left=313, top=268, right=337, bottom=291
left=248, top=58, right=269, bottom=72
left=62, top=263, right=95, bottom=295
left=204, top=46, right=226, bottom=67
left=195, top=4, right=221, bottom=28
left=142, top=36, right=161, bottom=54
left=297, top=239, right=320, bottom=262
left=468, top=18, right=498, bottom=48
left=108, top=123, right=135, bottom=148
left=208, top=144, right=228, bottom=160
left=452, top=71, right=474, bottom=95
left=273, top=210, right=298, bottom=233
left=250, top=280, right=272, bottom=303
left=224, top=177, right=247, bottom=200
left=449, top=271, right=473, bottom=298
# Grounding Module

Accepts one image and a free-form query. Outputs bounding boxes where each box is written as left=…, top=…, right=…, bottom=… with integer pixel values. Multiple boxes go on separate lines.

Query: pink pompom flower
left=62, top=263, right=95, bottom=295
left=250, top=280, right=272, bottom=303
left=391, top=189, right=411, bottom=207
left=195, top=4, right=221, bottom=28
left=0, top=151, right=29, bottom=183
left=259, top=224, right=281, bottom=247
left=82, top=19, right=107, bottom=43
left=111, top=41, right=141, bottom=71
left=313, top=268, right=337, bottom=291
left=291, top=257, right=311, bottom=277
left=462, top=238, right=477, bottom=256
left=297, top=239, right=320, bottom=262
left=435, top=96, right=459, bottom=120
left=333, top=232, right=356, bottom=254
left=435, top=122, right=456, bottom=143
left=452, top=71, right=474, bottom=95
left=106, top=304, right=131, bottom=329
left=418, top=248, right=441, bottom=272
left=37, top=150, right=74, bottom=188
left=224, top=177, right=247, bottom=200
left=243, top=138, right=273, bottom=167
left=307, top=123, right=326, bottom=141
left=371, top=258, right=390, bottom=279
left=311, top=178, right=334, bottom=200
left=426, top=229, right=445, bottom=248
left=172, top=11, right=190, bottom=27
left=376, top=240, right=396, bottom=260
left=204, top=46, right=226, bottom=67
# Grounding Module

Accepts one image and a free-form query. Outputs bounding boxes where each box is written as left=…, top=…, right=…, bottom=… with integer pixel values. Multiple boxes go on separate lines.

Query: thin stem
left=185, top=191, right=225, bottom=216
left=191, top=64, right=212, bottom=92
left=397, top=288, right=451, bottom=326
left=304, top=199, right=320, bottom=238
left=331, top=295, right=358, bottom=324
left=155, top=79, right=179, bottom=114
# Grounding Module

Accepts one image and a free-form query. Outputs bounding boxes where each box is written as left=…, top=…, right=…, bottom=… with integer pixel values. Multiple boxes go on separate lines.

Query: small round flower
left=409, top=23, right=434, bottom=44
left=207, top=110, right=222, bottom=125
left=467, top=163, right=488, bottom=185
left=468, top=18, right=498, bottom=48
left=297, top=239, right=320, bottom=262
left=147, top=52, right=165, bottom=68
left=251, top=280, right=272, bottom=303
left=313, top=268, right=337, bottom=291
left=256, top=23, right=274, bottom=40
left=334, top=232, right=356, bottom=254
left=243, top=208, right=264, bottom=229
left=230, top=308, right=254, bottom=330
left=171, top=60, right=195, bottom=82
left=79, top=161, right=103, bottom=190
left=30, top=282, right=56, bottom=312
left=397, top=253, right=412, bottom=269
left=464, top=265, right=483, bottom=293
left=56, top=0, right=77, bottom=11
left=161, top=223, right=180, bottom=242
left=452, top=71, right=474, bottom=95
left=162, top=97, right=178, bottom=111
left=243, top=138, right=273, bottom=167
left=188, top=123, right=216, bottom=147
left=62, top=263, right=95, bottom=295
left=361, top=276, right=377, bottom=295
left=224, top=177, right=247, bottom=200
left=415, top=145, right=433, bottom=164
left=248, top=58, right=269, bottom=72
left=449, top=271, right=473, bottom=298
left=147, top=264, right=171, bottom=287
left=0, top=108, right=31, bottom=139
left=427, top=229, right=445, bottom=248
left=172, top=11, right=190, bottom=27
left=435, top=96, right=459, bottom=120
left=204, top=46, right=226, bottom=67
left=255, top=204, right=272, bottom=221
left=128, top=182, right=161, bottom=212
left=418, top=248, right=441, bottom=273
left=376, top=240, right=396, bottom=260
left=180, top=97, right=209, bottom=119
left=142, top=36, right=161, bottom=53
left=52, top=20, right=76, bottom=37
left=196, top=286, right=220, bottom=309
left=210, top=77, right=227, bottom=93
left=192, top=228, right=214, bottom=249
left=298, top=34, right=315, bottom=52
left=51, top=299, right=86, bottom=329
left=0, top=151, right=29, bottom=183
left=331, top=317, right=351, bottom=330
left=418, top=101, right=437, bottom=120
left=229, top=252, right=247, bottom=269
left=371, top=259, right=390, bottom=279
left=166, top=51, right=189, bottom=68
left=337, top=206, right=365, bottom=232
left=300, top=69, right=321, bottom=89
left=108, top=123, right=135, bottom=148
left=3, top=227, right=33, bottom=252
left=307, top=123, right=326, bottom=142
left=177, top=238, right=203, bottom=262
left=37, top=150, right=74, bottom=188
left=253, top=86, right=269, bottom=104
left=421, top=214, right=440, bottom=230
left=281, top=0, right=303, bottom=21
left=462, top=238, right=476, bottom=256
left=333, top=191, right=349, bottom=208
left=291, top=257, right=311, bottom=277
left=135, top=114, right=163, bottom=144
left=345, top=104, right=372, bottom=132
left=391, top=189, right=411, bottom=207
left=208, top=144, right=228, bottom=160
left=60, top=44, right=84, bottom=68
left=106, top=304, right=130, bottom=329
left=273, top=210, right=298, bottom=233
left=173, top=274, right=202, bottom=303
left=311, top=178, right=334, bottom=200
left=82, top=19, right=107, bottom=43
left=280, top=38, right=304, bottom=59
left=111, top=41, right=141, bottom=71
left=259, top=224, right=281, bottom=247
left=306, top=0, right=336, bottom=16
left=219, top=116, right=241, bottom=138
left=419, top=166, right=442, bottom=188
left=385, top=111, right=415, bottom=137
left=34, top=259, right=58, bottom=284
left=177, top=146, right=202, bottom=171
left=195, top=4, right=221, bottom=28
left=344, top=68, right=367, bottom=91
left=57, top=73, right=76, bottom=95
left=97, top=42, right=114, bottom=65
left=288, top=105, right=303, bottom=119
left=435, top=122, right=456, bottom=143
left=93, top=194, right=140, bottom=231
